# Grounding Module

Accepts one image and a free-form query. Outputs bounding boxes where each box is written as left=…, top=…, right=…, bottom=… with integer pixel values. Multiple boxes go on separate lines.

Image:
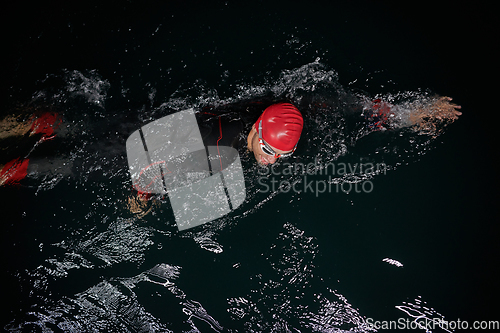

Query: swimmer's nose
left=267, top=156, right=278, bottom=164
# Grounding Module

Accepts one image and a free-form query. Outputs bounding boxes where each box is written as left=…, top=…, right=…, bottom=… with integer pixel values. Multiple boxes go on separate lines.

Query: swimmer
left=1, top=97, right=461, bottom=187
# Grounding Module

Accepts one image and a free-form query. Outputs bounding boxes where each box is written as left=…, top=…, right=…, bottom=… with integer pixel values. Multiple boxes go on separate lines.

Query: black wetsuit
left=196, top=113, right=246, bottom=150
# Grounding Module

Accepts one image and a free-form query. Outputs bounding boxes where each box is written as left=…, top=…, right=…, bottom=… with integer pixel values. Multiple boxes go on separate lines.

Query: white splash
left=382, top=258, right=404, bottom=267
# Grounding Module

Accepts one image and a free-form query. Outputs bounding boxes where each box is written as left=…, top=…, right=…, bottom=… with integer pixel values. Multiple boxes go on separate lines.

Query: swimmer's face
left=247, top=126, right=294, bottom=166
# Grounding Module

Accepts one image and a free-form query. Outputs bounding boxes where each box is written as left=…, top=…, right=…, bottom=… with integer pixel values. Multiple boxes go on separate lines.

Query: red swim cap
left=254, top=103, right=303, bottom=151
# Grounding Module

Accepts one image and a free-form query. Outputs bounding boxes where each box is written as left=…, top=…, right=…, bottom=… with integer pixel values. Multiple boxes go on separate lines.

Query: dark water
left=3, top=1, right=498, bottom=332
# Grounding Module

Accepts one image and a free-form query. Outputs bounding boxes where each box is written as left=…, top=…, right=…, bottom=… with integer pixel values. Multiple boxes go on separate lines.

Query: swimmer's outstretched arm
left=364, top=95, right=462, bottom=135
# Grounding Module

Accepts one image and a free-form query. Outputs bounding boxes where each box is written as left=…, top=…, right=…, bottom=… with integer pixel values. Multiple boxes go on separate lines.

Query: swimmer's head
left=247, top=103, right=303, bottom=165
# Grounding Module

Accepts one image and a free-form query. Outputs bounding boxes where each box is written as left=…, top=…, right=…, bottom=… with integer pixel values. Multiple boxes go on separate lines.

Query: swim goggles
left=258, top=120, right=297, bottom=158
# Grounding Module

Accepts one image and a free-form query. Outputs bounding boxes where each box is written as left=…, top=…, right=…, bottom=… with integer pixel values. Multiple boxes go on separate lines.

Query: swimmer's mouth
left=260, top=156, right=269, bottom=165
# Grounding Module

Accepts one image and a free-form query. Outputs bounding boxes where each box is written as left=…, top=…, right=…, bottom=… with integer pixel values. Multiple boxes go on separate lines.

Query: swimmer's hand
left=431, top=96, right=462, bottom=120
left=408, top=95, right=462, bottom=136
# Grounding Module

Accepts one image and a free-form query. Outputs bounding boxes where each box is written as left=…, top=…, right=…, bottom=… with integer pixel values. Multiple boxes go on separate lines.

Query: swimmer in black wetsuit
left=1, top=98, right=462, bottom=224
left=1, top=97, right=461, bottom=187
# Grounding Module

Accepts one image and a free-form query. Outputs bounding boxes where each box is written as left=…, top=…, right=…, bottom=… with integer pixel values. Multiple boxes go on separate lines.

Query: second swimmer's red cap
left=254, top=103, right=303, bottom=151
